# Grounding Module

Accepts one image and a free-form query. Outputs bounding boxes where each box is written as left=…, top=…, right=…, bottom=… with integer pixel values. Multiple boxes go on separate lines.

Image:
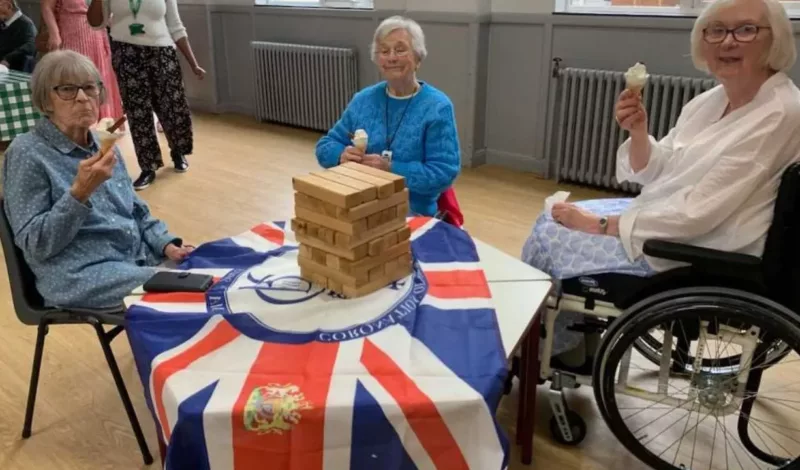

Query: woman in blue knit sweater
left=315, top=16, right=460, bottom=217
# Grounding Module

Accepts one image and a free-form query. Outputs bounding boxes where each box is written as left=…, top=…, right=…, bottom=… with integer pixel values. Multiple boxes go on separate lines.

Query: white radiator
left=551, top=65, right=716, bottom=193
left=251, top=41, right=358, bottom=132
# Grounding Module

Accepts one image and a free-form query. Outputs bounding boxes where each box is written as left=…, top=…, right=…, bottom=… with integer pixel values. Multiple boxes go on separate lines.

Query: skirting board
left=188, top=97, right=220, bottom=114
left=485, top=149, right=548, bottom=175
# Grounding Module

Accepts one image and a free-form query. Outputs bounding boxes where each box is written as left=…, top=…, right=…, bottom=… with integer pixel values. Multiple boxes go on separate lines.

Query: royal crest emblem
left=243, top=384, right=313, bottom=435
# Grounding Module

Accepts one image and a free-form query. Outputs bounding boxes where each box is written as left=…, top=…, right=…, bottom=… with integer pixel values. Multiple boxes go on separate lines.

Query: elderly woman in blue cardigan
left=315, top=16, right=460, bottom=217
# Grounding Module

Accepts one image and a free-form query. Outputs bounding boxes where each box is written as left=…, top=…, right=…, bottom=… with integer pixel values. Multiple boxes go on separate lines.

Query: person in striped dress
left=40, top=0, right=124, bottom=123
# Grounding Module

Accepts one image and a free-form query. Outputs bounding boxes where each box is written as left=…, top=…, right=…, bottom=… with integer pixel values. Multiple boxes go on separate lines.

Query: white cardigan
left=616, top=72, right=800, bottom=271
left=97, top=0, right=187, bottom=47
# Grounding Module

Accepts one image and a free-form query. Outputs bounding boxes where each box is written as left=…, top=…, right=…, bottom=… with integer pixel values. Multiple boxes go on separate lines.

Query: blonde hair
left=30, top=50, right=106, bottom=115
left=370, top=16, right=427, bottom=63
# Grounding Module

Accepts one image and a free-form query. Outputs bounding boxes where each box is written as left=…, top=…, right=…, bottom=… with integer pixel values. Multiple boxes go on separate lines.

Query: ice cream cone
left=624, top=62, right=648, bottom=96
left=352, top=129, right=368, bottom=152
left=95, top=116, right=127, bottom=154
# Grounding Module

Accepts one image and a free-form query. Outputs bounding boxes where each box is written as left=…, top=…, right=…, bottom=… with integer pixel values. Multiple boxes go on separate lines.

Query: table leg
left=515, top=329, right=529, bottom=446
left=520, top=309, right=542, bottom=465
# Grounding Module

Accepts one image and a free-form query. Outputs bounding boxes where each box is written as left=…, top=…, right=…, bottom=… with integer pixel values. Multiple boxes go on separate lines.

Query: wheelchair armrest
left=643, top=239, right=762, bottom=270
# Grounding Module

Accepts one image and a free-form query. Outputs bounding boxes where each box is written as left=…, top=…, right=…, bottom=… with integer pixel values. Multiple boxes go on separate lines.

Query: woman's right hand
left=339, top=145, right=364, bottom=164
left=70, top=149, right=116, bottom=203
left=47, top=34, right=62, bottom=51
left=615, top=89, right=648, bottom=135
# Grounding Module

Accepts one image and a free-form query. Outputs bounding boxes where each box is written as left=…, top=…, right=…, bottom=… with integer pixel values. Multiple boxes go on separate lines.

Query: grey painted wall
left=17, top=1, right=800, bottom=176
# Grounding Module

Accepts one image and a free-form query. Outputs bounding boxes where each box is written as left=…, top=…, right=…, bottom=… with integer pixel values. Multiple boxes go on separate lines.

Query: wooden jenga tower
left=291, top=162, right=413, bottom=298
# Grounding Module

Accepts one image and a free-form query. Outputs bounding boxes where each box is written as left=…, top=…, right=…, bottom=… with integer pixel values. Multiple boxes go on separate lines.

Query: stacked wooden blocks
left=291, top=162, right=413, bottom=298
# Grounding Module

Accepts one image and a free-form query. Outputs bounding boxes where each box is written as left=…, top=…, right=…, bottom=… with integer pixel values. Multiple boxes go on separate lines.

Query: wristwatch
left=599, top=216, right=608, bottom=234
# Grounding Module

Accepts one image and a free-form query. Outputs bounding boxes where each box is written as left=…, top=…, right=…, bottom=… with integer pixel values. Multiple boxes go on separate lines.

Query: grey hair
left=370, top=16, right=427, bottom=63
left=30, top=50, right=106, bottom=116
left=690, top=0, right=796, bottom=73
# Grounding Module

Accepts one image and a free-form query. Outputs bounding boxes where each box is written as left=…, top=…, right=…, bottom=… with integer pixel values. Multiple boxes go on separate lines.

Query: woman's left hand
left=361, top=154, right=390, bottom=171
left=192, top=65, right=206, bottom=80
left=164, top=243, right=195, bottom=261
left=551, top=202, right=602, bottom=234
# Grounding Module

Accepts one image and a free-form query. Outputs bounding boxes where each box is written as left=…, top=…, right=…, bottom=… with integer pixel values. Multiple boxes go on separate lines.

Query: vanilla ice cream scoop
left=95, top=116, right=127, bottom=153
left=624, top=62, right=649, bottom=93
left=352, top=128, right=368, bottom=151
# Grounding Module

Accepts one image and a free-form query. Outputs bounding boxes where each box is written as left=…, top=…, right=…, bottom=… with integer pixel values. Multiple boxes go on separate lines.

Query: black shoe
left=172, top=154, right=189, bottom=173
left=133, top=171, right=156, bottom=191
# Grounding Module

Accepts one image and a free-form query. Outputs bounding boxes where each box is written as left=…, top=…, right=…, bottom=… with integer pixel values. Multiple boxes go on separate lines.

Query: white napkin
left=0, top=64, right=8, bottom=74
left=544, top=190, right=571, bottom=214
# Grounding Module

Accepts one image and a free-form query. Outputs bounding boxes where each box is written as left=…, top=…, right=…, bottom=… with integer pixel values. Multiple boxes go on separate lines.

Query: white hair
left=30, top=50, right=106, bottom=116
left=690, top=0, right=796, bottom=73
left=370, top=16, right=427, bottom=63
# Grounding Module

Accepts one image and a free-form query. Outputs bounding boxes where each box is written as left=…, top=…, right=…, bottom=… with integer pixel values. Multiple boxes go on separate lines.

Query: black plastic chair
left=0, top=199, right=153, bottom=465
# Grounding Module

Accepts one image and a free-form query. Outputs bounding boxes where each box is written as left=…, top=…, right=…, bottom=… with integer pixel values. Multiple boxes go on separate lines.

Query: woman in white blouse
left=523, top=0, right=800, bottom=283
left=86, top=0, right=205, bottom=190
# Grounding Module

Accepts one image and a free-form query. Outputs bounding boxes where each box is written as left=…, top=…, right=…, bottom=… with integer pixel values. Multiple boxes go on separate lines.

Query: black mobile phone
left=143, top=271, right=214, bottom=293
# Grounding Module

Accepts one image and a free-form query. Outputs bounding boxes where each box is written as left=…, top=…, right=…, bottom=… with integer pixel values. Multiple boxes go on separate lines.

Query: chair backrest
left=436, top=187, right=464, bottom=227
left=761, top=162, right=800, bottom=312
left=0, top=199, right=48, bottom=323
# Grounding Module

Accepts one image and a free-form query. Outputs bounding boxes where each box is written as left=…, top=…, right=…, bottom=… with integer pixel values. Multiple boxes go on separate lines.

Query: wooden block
left=334, top=231, right=351, bottom=248
left=310, top=271, right=328, bottom=288
left=307, top=224, right=318, bottom=238
left=294, top=192, right=346, bottom=220
left=348, top=240, right=411, bottom=275
left=368, top=238, right=384, bottom=257
left=368, top=264, right=385, bottom=282
left=367, top=212, right=382, bottom=229
left=299, top=244, right=313, bottom=259
left=346, top=219, right=406, bottom=249
left=295, top=192, right=341, bottom=218
left=295, top=233, right=369, bottom=261
left=396, top=225, right=411, bottom=242
left=298, top=256, right=359, bottom=287
left=397, top=202, right=409, bottom=217
left=292, top=174, right=364, bottom=208
left=342, top=262, right=412, bottom=298
left=291, top=218, right=306, bottom=235
left=341, top=162, right=406, bottom=192
left=326, top=253, right=341, bottom=269
left=311, top=247, right=327, bottom=264
left=295, top=206, right=366, bottom=235
left=345, top=189, right=409, bottom=221
left=384, top=257, right=398, bottom=274
left=382, top=231, right=398, bottom=249
left=327, top=279, right=343, bottom=293
left=317, top=226, right=335, bottom=245
left=398, top=252, right=412, bottom=267
left=329, top=166, right=396, bottom=199
left=387, top=206, right=398, bottom=220
left=312, top=171, right=378, bottom=203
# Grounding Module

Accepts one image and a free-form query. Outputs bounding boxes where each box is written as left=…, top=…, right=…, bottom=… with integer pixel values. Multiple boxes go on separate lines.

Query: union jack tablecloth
left=0, top=71, right=40, bottom=142
left=125, top=216, right=510, bottom=470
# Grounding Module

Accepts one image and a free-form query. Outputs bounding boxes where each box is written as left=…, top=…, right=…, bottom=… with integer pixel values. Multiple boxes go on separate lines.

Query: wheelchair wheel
left=549, top=410, right=587, bottom=446
left=633, top=330, right=789, bottom=375
left=594, top=287, right=800, bottom=470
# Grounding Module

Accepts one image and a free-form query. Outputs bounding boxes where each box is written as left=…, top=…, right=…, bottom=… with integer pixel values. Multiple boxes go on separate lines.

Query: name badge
left=381, top=150, right=393, bottom=162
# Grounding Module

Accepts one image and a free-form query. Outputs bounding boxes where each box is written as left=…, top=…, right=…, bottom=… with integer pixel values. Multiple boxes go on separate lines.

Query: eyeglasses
left=378, top=47, right=411, bottom=58
left=52, top=82, right=104, bottom=100
left=703, top=23, right=770, bottom=44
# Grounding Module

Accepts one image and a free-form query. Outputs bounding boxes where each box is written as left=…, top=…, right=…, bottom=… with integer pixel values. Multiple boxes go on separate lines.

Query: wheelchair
left=524, top=162, right=800, bottom=469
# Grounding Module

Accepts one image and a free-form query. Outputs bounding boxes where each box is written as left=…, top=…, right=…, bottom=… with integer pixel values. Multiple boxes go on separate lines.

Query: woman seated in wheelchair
left=315, top=16, right=460, bottom=217
left=523, top=0, right=800, bottom=367
left=1, top=50, right=192, bottom=310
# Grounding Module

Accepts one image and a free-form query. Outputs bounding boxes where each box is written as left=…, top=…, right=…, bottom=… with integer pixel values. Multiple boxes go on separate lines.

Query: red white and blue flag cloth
left=125, top=216, right=510, bottom=470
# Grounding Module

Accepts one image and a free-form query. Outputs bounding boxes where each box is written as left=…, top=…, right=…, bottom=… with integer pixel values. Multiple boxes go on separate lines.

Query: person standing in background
left=87, top=0, right=204, bottom=190
left=41, top=0, right=124, bottom=123
left=0, top=0, right=36, bottom=71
